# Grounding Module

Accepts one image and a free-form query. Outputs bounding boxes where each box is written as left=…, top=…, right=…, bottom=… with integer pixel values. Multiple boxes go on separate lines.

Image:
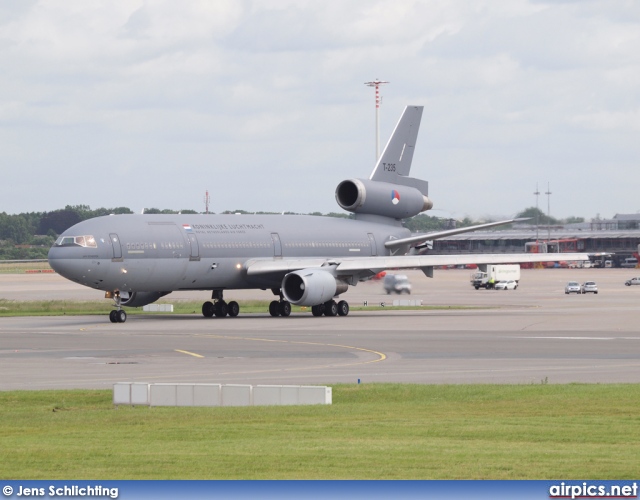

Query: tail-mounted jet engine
left=119, top=291, right=171, bottom=308
left=282, top=269, right=348, bottom=306
left=335, top=178, right=433, bottom=219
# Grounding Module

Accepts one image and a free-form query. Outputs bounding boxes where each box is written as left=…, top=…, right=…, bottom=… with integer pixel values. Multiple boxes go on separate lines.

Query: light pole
left=364, top=79, right=389, bottom=161
left=534, top=183, right=540, bottom=242
left=546, top=182, right=552, bottom=242
left=204, top=189, right=210, bottom=214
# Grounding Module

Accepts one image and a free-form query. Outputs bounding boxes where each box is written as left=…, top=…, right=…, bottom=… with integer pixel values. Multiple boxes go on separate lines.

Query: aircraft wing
left=245, top=252, right=590, bottom=278
left=385, top=217, right=531, bottom=250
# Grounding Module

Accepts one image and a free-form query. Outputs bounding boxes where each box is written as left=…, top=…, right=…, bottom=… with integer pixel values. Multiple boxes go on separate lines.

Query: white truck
left=470, top=264, right=521, bottom=290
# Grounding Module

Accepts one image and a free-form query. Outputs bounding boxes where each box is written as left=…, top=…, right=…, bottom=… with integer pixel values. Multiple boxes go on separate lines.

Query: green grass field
left=0, top=261, right=51, bottom=274
left=0, top=298, right=476, bottom=317
left=1, top=263, right=634, bottom=479
left=1, top=384, right=638, bottom=479
left=0, top=262, right=478, bottom=316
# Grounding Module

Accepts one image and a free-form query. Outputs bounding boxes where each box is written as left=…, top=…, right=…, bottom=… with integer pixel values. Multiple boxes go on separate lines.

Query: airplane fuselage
left=46, top=106, right=588, bottom=323
left=48, top=214, right=410, bottom=294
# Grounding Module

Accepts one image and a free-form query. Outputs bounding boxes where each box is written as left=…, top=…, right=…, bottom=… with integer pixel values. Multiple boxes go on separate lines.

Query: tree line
left=0, top=204, right=583, bottom=260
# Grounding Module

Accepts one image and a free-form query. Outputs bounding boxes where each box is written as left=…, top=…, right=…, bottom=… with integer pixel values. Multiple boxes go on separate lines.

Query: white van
left=383, top=274, right=412, bottom=294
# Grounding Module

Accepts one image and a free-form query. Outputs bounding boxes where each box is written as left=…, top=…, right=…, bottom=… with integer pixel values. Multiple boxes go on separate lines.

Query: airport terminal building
left=431, top=214, right=640, bottom=267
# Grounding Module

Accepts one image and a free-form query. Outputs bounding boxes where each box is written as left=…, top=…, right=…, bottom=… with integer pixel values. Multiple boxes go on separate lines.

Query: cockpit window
left=54, top=235, right=98, bottom=248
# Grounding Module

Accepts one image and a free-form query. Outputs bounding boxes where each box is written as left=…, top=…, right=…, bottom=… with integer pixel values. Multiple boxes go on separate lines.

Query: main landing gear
left=269, top=299, right=292, bottom=317
left=201, top=290, right=351, bottom=318
left=311, top=299, right=349, bottom=317
left=268, top=288, right=291, bottom=317
left=202, top=300, right=240, bottom=318
left=202, top=291, right=239, bottom=318
left=268, top=289, right=350, bottom=318
left=109, top=292, right=127, bottom=323
left=269, top=299, right=349, bottom=317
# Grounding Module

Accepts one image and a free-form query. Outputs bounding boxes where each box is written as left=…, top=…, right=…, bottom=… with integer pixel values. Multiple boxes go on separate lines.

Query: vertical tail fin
left=369, top=105, right=428, bottom=196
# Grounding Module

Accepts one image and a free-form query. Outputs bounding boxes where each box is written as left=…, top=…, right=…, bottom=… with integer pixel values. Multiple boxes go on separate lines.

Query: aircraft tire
left=311, top=304, right=324, bottom=317
left=337, top=300, right=349, bottom=316
left=227, top=301, right=240, bottom=317
left=324, top=300, right=338, bottom=317
left=214, top=301, right=228, bottom=317
left=116, top=310, right=127, bottom=323
left=269, top=300, right=280, bottom=317
left=279, top=301, right=291, bottom=317
left=202, top=301, right=215, bottom=318
left=109, top=310, right=118, bottom=323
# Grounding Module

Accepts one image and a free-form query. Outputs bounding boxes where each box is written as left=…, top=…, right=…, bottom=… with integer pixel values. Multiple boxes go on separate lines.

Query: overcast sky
left=1, top=1, right=639, bottom=221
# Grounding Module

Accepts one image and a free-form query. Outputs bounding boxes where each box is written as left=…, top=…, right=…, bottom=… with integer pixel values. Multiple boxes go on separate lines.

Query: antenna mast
left=364, top=79, right=389, bottom=161
left=534, top=183, right=540, bottom=242
left=204, top=189, right=211, bottom=214
left=545, top=182, right=552, bottom=242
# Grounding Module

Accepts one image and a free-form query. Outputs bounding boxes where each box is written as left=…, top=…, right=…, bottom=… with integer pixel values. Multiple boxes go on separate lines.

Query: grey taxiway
left=2, top=268, right=640, bottom=390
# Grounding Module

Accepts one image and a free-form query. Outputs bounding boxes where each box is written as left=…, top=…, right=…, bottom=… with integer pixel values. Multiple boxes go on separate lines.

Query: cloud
left=1, top=1, right=639, bottom=218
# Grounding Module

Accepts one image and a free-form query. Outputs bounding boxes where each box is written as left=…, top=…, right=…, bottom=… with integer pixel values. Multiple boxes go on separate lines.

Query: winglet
left=384, top=217, right=529, bottom=250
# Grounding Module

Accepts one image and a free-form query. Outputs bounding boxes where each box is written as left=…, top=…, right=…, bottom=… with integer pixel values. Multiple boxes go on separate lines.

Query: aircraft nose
left=47, top=246, right=72, bottom=278
left=48, top=245, right=108, bottom=288
left=48, top=246, right=89, bottom=282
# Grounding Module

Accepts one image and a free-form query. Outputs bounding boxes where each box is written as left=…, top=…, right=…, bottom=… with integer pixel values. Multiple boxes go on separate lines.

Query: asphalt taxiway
left=2, top=268, right=640, bottom=390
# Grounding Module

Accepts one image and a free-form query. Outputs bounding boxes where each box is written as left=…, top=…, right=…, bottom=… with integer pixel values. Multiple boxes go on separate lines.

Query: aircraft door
left=145, top=222, right=188, bottom=289
left=271, top=233, right=282, bottom=258
left=188, top=233, right=200, bottom=261
left=368, top=233, right=378, bottom=256
left=109, top=233, right=122, bottom=260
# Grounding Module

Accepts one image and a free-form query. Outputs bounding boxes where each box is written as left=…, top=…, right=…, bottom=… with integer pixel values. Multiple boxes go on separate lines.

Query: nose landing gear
left=109, top=309, right=127, bottom=323
left=108, top=291, right=127, bottom=323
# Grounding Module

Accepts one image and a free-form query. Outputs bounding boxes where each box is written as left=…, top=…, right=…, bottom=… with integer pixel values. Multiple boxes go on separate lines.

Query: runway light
left=121, top=268, right=128, bottom=274
left=236, top=263, right=241, bottom=269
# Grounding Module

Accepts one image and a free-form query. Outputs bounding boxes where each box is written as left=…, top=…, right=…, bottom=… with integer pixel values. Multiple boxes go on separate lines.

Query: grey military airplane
left=48, top=106, right=587, bottom=323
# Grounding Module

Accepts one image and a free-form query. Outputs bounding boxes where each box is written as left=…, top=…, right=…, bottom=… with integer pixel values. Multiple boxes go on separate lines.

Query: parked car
left=565, top=281, right=581, bottom=294
left=625, top=277, right=640, bottom=286
left=495, top=280, right=518, bottom=290
left=383, top=274, right=412, bottom=294
left=581, top=281, right=598, bottom=294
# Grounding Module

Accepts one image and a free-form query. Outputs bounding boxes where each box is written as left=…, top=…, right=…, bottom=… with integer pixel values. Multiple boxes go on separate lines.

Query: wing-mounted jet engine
left=281, top=266, right=350, bottom=317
